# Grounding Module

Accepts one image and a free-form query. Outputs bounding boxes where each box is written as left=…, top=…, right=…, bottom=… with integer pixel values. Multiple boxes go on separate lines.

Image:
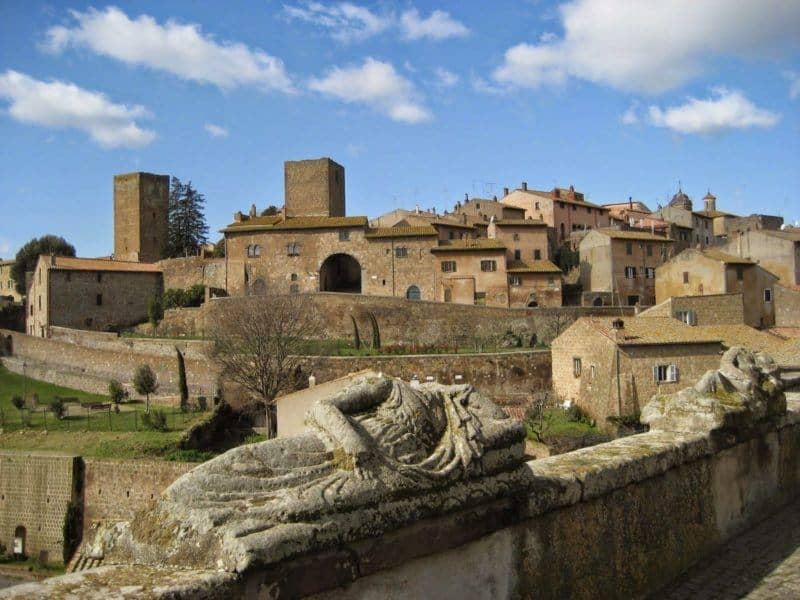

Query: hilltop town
left=1, top=157, right=799, bottom=597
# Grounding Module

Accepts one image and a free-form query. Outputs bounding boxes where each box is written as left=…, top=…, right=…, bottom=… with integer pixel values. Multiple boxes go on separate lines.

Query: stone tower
left=284, top=158, right=345, bottom=218
left=703, top=191, right=717, bottom=213
left=113, top=172, right=169, bottom=263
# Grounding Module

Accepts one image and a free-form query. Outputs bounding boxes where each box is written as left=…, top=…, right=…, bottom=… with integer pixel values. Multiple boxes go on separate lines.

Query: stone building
left=26, top=255, right=162, bottom=337
left=500, top=184, right=610, bottom=250
left=0, top=260, right=22, bottom=303
left=222, top=158, right=563, bottom=308
left=653, top=189, right=717, bottom=248
left=655, top=248, right=778, bottom=328
left=551, top=316, right=724, bottom=428
left=721, top=229, right=800, bottom=288
left=113, top=172, right=170, bottom=263
left=451, top=195, right=526, bottom=224
left=578, top=229, right=674, bottom=307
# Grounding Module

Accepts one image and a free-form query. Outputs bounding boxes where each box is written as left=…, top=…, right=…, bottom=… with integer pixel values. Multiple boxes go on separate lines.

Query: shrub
left=185, top=284, right=206, bottom=307
left=566, top=404, right=592, bottom=425
left=141, top=409, right=168, bottom=431
left=49, top=398, right=66, bottom=419
left=108, top=380, right=128, bottom=406
left=133, top=365, right=158, bottom=413
left=148, top=295, right=163, bottom=329
left=11, top=395, right=24, bottom=411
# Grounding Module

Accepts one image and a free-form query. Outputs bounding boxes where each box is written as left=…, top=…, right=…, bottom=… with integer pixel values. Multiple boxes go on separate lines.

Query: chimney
left=568, top=185, right=575, bottom=200
left=628, top=196, right=633, bottom=210
left=521, top=182, right=528, bottom=191
left=553, top=188, right=560, bottom=198
left=234, top=211, right=244, bottom=222
left=465, top=193, right=469, bottom=202
left=492, top=195, right=497, bottom=201
left=612, top=318, right=624, bottom=330
left=503, top=187, right=509, bottom=197
left=249, top=204, right=257, bottom=218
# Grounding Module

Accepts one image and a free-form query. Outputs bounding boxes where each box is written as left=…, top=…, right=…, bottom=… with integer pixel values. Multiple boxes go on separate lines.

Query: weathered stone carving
left=642, top=347, right=787, bottom=433
left=91, top=374, right=525, bottom=572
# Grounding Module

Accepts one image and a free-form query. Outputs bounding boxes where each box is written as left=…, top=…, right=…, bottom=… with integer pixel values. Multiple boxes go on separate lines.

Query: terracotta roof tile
left=365, top=226, right=438, bottom=238
left=506, top=260, right=562, bottom=273
left=513, top=188, right=609, bottom=210
left=47, top=256, right=161, bottom=273
left=493, top=219, right=547, bottom=227
left=577, top=316, right=722, bottom=346
left=223, top=215, right=368, bottom=232
left=698, top=249, right=755, bottom=264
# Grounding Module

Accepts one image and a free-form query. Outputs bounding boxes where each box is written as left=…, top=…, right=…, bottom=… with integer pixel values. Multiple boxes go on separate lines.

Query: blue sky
left=0, top=1, right=798, bottom=259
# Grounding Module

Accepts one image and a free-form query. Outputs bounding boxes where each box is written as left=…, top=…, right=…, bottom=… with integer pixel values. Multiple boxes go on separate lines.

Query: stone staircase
left=66, top=543, right=103, bottom=573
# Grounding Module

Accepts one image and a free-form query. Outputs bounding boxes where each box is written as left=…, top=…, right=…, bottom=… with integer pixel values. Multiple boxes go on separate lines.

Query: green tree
left=167, top=177, right=209, bottom=257
left=11, top=395, right=24, bottom=412
left=148, top=296, right=163, bottom=332
left=133, top=365, right=158, bottom=413
left=12, top=235, right=76, bottom=295
left=176, top=347, right=189, bottom=413
left=108, top=379, right=128, bottom=409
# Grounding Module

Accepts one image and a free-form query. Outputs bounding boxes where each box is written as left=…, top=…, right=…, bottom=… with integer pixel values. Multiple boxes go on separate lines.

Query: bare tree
left=210, top=295, right=320, bottom=438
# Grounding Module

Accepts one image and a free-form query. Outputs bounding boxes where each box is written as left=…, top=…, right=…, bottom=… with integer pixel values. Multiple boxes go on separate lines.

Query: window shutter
left=653, top=365, right=658, bottom=382
left=669, top=365, right=678, bottom=382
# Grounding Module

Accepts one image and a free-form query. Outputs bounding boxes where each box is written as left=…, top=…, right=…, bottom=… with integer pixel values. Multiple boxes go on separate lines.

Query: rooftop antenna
left=484, top=182, right=496, bottom=197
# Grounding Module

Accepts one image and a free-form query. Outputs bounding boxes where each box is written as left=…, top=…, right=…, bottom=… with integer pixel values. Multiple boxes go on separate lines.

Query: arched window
left=406, top=285, right=421, bottom=300
left=443, top=288, right=452, bottom=303
left=13, top=525, right=26, bottom=556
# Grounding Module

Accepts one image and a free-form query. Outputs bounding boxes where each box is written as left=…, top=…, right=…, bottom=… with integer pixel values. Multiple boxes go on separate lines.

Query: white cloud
left=43, top=7, right=294, bottom=93
left=434, top=68, right=459, bottom=89
left=621, top=102, right=640, bottom=125
left=648, top=88, right=779, bottom=135
left=785, top=71, right=800, bottom=100
left=309, top=58, right=431, bottom=123
left=204, top=123, right=229, bottom=138
left=0, top=70, right=155, bottom=148
left=282, top=2, right=391, bottom=43
left=399, top=9, right=469, bottom=41
left=492, top=0, right=800, bottom=94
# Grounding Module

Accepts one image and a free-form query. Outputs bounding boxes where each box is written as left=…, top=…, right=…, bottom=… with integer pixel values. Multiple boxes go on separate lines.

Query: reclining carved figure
left=91, top=374, right=526, bottom=572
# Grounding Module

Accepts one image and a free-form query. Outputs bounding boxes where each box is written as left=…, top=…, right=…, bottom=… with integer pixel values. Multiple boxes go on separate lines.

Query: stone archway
left=13, top=525, right=25, bottom=556
left=319, top=254, right=361, bottom=293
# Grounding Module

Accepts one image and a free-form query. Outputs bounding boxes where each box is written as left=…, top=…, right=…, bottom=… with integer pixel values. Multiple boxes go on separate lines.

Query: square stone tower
left=114, top=172, right=170, bottom=263
left=284, top=158, right=345, bottom=218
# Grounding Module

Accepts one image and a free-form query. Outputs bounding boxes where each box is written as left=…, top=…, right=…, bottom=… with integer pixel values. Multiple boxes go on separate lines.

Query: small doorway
left=13, top=525, right=26, bottom=557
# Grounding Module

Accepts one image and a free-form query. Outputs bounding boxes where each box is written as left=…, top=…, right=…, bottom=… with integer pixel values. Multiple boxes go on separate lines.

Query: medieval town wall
left=0, top=452, right=80, bottom=565
left=157, top=257, right=226, bottom=291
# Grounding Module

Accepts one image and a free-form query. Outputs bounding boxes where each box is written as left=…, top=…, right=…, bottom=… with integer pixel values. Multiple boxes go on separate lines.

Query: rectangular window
left=286, top=243, right=300, bottom=256
left=513, top=233, right=520, bottom=241
left=289, top=284, right=299, bottom=294
left=653, top=364, right=678, bottom=383
left=572, top=205, right=577, bottom=211
left=339, top=230, right=350, bottom=241
left=96, top=294, right=103, bottom=306
left=449, top=231, right=455, bottom=240
left=558, top=201, right=565, bottom=209
left=573, top=357, right=582, bottom=378
left=514, top=249, right=521, bottom=260
left=645, top=267, right=655, bottom=279
left=683, top=271, right=689, bottom=284
left=590, top=365, right=596, bottom=380
left=736, top=265, right=744, bottom=281
left=66, top=272, right=71, bottom=282
left=535, top=202, right=540, bottom=210
left=441, top=260, right=457, bottom=273
left=474, top=292, right=486, bottom=306
left=509, top=274, right=521, bottom=286
left=97, top=272, right=102, bottom=283
left=480, top=260, right=497, bottom=272
left=38, top=295, right=41, bottom=310
left=534, top=249, right=542, bottom=260
left=395, top=247, right=408, bottom=258
left=586, top=206, right=591, bottom=213
left=764, top=288, right=772, bottom=303
left=675, top=310, right=697, bottom=325
left=624, top=266, right=637, bottom=279
left=646, top=244, right=653, bottom=257
left=626, top=241, right=633, bottom=255
left=548, top=275, right=555, bottom=284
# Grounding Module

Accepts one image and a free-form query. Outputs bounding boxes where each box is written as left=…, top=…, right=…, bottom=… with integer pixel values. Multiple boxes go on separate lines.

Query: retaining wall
left=775, top=284, right=800, bottom=327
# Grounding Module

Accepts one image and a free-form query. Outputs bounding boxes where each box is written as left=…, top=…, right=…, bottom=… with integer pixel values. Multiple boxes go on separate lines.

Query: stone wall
left=82, top=459, right=193, bottom=534
left=204, top=293, right=635, bottom=346
left=639, top=293, right=745, bottom=325
left=0, top=452, right=80, bottom=565
left=157, top=257, right=226, bottom=291
left=1, top=327, right=218, bottom=397
left=301, top=349, right=551, bottom=408
left=775, top=284, right=800, bottom=327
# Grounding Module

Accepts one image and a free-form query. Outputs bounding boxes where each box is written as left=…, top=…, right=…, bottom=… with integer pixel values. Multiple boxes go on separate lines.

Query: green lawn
left=0, top=366, right=207, bottom=459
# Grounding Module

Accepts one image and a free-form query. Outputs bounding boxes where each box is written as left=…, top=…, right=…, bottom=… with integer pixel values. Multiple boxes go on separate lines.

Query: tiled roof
left=506, top=260, right=562, bottom=273
left=430, top=219, right=476, bottom=229
left=223, top=215, right=368, bottom=232
left=514, top=188, right=609, bottom=210
left=493, top=219, right=547, bottom=227
left=365, top=226, right=438, bottom=239
left=46, top=256, right=161, bottom=273
left=603, top=200, right=653, bottom=212
left=595, top=228, right=674, bottom=242
left=693, top=324, right=788, bottom=357
left=431, top=239, right=506, bottom=252
left=580, top=316, right=722, bottom=346
left=693, top=210, right=732, bottom=219
left=773, top=337, right=800, bottom=367
left=0, top=260, right=14, bottom=266
left=698, top=249, right=755, bottom=265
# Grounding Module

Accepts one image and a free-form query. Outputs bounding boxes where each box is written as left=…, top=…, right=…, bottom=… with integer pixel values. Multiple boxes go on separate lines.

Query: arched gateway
left=319, top=253, right=361, bottom=293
